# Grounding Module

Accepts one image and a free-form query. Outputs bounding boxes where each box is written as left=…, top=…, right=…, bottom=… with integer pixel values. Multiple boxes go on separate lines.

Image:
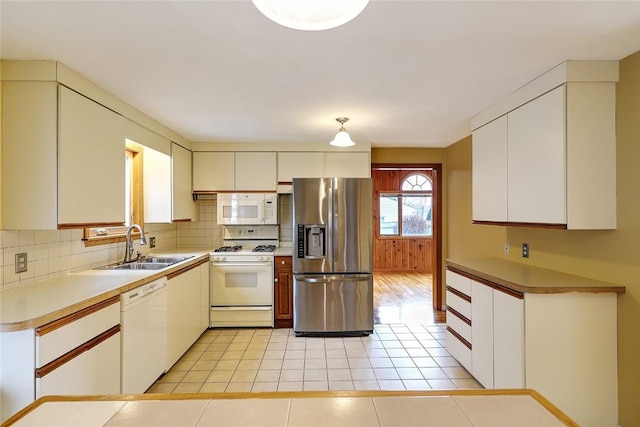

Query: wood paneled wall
left=372, top=168, right=435, bottom=272
left=374, top=238, right=433, bottom=271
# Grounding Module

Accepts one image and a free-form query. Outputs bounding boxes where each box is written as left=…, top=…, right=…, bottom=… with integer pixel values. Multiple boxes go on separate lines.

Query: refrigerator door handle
left=294, top=275, right=370, bottom=283
left=332, top=179, right=338, bottom=266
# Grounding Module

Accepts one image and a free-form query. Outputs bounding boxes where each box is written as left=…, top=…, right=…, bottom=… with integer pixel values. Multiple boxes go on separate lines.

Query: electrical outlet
left=504, top=242, right=510, bottom=255
left=149, top=236, right=156, bottom=249
left=522, top=243, right=529, bottom=258
left=15, top=253, right=28, bottom=273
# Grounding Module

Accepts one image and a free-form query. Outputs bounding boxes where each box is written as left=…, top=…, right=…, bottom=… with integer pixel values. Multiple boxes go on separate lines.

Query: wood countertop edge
left=2, top=389, right=578, bottom=427
left=0, top=254, right=210, bottom=333
left=447, top=260, right=626, bottom=295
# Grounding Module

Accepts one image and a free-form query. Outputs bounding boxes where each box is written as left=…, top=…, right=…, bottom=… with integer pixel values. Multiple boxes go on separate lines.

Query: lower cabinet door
left=37, top=331, right=120, bottom=397
left=493, top=290, right=525, bottom=388
left=471, top=281, right=494, bottom=388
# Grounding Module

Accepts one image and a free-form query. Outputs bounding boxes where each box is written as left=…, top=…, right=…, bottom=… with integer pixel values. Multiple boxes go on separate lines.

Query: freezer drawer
left=293, top=274, right=373, bottom=336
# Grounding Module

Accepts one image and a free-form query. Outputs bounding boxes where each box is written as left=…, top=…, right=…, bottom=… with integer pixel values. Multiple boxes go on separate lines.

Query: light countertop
left=5, top=389, right=577, bottom=427
left=0, top=249, right=212, bottom=332
left=447, top=258, right=625, bottom=295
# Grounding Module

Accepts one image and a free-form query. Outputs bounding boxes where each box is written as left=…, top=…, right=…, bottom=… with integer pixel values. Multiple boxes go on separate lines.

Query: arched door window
left=380, top=173, right=433, bottom=236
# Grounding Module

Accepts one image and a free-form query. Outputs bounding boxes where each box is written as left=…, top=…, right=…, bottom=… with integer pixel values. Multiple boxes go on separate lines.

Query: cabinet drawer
left=446, top=329, right=472, bottom=373
left=446, top=311, right=471, bottom=343
left=36, top=298, right=120, bottom=367
left=446, top=290, right=471, bottom=320
left=275, top=256, right=292, bottom=270
left=446, top=270, right=471, bottom=296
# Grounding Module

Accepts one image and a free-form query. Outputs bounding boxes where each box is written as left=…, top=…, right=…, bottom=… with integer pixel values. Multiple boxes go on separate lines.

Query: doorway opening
left=371, top=164, right=444, bottom=325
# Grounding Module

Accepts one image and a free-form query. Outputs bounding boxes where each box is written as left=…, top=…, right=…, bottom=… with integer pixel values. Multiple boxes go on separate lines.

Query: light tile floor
left=147, top=324, right=482, bottom=394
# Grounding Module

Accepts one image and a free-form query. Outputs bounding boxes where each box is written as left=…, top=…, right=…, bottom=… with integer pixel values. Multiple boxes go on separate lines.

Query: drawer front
left=36, top=301, right=120, bottom=368
left=446, top=270, right=471, bottom=296
left=275, top=256, right=292, bottom=270
left=446, top=311, right=471, bottom=343
left=446, top=329, right=472, bottom=373
left=446, top=290, right=471, bottom=319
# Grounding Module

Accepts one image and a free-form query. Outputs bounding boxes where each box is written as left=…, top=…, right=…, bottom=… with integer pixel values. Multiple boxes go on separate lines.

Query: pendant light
left=330, top=117, right=355, bottom=147
left=251, top=0, right=369, bottom=31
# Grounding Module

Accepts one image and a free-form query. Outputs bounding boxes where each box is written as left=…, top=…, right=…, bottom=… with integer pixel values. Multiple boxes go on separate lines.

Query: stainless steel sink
left=138, top=256, right=193, bottom=264
left=112, top=263, right=170, bottom=270
left=93, top=255, right=194, bottom=270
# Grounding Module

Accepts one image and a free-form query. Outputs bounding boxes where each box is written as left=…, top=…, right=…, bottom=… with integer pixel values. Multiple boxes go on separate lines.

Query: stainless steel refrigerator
left=292, top=177, right=373, bottom=336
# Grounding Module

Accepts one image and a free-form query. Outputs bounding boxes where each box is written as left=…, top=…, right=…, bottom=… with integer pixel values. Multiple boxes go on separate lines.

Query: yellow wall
left=445, top=51, right=640, bottom=425
left=371, top=147, right=446, bottom=164
left=0, top=80, right=3, bottom=227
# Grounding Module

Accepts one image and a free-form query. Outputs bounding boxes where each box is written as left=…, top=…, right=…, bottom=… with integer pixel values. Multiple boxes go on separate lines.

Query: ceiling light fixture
left=330, top=117, right=355, bottom=147
left=251, top=0, right=369, bottom=31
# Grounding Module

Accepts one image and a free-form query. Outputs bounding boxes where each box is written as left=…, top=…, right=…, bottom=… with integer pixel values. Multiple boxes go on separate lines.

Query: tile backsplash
left=0, top=194, right=294, bottom=291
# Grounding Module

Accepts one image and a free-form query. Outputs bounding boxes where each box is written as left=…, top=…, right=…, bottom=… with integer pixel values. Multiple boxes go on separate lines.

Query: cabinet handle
left=274, top=278, right=279, bottom=283
left=281, top=261, right=286, bottom=265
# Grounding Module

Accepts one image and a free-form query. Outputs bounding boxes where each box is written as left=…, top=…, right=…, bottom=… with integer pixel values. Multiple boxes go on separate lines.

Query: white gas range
left=209, top=225, right=278, bottom=328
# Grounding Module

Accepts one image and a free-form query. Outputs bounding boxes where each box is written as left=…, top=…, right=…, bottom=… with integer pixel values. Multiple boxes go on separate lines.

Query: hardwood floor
left=373, top=271, right=446, bottom=325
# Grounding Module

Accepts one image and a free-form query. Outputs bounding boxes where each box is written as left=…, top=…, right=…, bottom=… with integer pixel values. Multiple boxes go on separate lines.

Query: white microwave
left=217, top=193, right=278, bottom=225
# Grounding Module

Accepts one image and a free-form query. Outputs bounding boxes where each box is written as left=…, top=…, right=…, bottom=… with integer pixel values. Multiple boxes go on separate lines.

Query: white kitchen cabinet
left=143, top=146, right=172, bottom=223
left=193, top=151, right=277, bottom=192
left=166, top=264, right=203, bottom=370
left=323, top=152, right=370, bottom=178
left=470, top=281, right=524, bottom=389
left=445, top=271, right=472, bottom=373
left=35, top=297, right=121, bottom=398
left=493, top=289, right=524, bottom=388
left=446, top=263, right=620, bottom=427
left=142, top=142, right=195, bottom=223
left=471, top=115, right=508, bottom=223
left=3, top=82, right=126, bottom=229
left=470, top=281, right=494, bottom=388
left=507, top=86, right=566, bottom=225
left=172, top=143, right=195, bottom=221
left=58, top=86, right=126, bottom=227
left=37, top=331, right=120, bottom=397
left=193, top=152, right=235, bottom=192
left=471, top=61, right=617, bottom=229
left=278, top=152, right=324, bottom=182
left=200, top=261, right=210, bottom=333
left=235, top=152, right=277, bottom=191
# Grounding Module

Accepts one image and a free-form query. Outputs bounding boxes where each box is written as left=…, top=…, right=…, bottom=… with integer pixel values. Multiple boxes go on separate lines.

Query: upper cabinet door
left=193, top=152, right=235, bottom=192
left=235, top=152, right=277, bottom=191
left=58, top=86, right=125, bottom=226
left=172, top=143, right=194, bottom=221
left=278, top=152, right=324, bottom=182
left=323, top=152, right=371, bottom=178
left=507, top=86, right=566, bottom=225
left=2, top=81, right=59, bottom=229
left=143, top=146, right=172, bottom=223
left=472, top=116, right=508, bottom=223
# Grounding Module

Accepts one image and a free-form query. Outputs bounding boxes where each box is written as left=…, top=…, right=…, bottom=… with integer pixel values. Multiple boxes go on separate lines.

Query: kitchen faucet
left=123, top=224, right=147, bottom=263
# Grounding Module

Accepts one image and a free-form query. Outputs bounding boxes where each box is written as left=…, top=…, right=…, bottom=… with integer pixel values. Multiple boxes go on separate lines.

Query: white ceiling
left=1, top=1, right=639, bottom=148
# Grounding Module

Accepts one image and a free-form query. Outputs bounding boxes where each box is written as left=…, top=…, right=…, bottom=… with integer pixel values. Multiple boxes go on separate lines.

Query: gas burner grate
left=252, top=245, right=276, bottom=253
left=214, top=245, right=242, bottom=253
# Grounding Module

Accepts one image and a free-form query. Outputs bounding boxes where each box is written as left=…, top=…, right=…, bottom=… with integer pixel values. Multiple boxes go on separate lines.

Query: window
left=83, top=144, right=144, bottom=246
left=380, top=173, right=433, bottom=237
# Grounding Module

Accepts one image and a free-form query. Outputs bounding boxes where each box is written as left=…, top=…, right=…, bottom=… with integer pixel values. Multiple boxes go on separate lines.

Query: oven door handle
left=210, top=262, right=273, bottom=268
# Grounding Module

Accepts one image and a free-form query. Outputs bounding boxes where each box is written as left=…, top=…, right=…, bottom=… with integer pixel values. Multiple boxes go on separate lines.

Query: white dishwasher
left=121, top=277, right=168, bottom=394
